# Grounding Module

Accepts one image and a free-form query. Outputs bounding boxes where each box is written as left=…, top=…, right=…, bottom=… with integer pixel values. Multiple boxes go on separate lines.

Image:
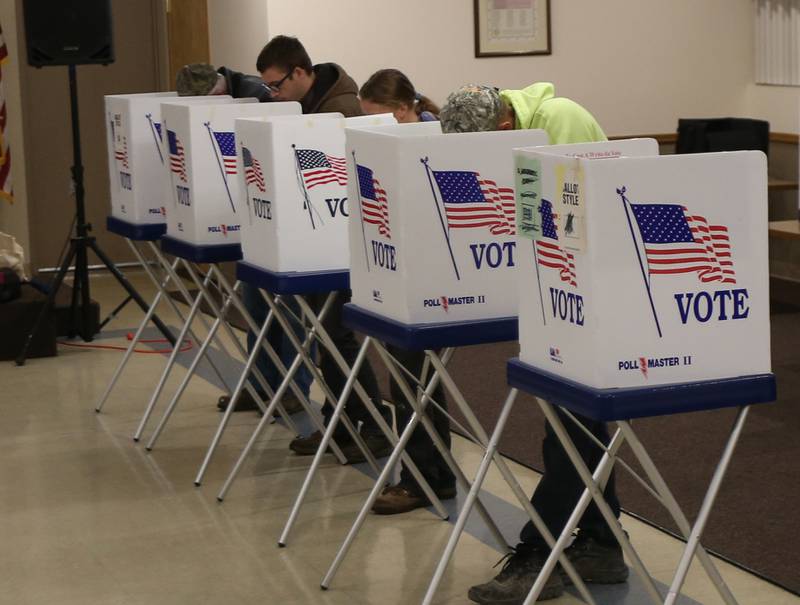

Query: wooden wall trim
left=609, top=132, right=798, bottom=145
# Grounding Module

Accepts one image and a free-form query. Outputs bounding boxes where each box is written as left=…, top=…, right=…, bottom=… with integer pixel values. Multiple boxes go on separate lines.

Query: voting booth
left=345, top=123, right=549, bottom=325
left=236, top=113, right=396, bottom=273
left=160, top=99, right=301, bottom=246
left=105, top=92, right=179, bottom=224
left=434, top=142, right=777, bottom=605
left=513, top=144, right=771, bottom=389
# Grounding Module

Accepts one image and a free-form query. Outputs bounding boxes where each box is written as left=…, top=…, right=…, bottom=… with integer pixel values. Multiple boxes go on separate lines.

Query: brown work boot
left=289, top=430, right=323, bottom=455
left=371, top=483, right=456, bottom=515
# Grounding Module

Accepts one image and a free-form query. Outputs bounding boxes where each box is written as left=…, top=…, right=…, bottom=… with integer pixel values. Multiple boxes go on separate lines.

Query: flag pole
left=292, top=144, right=316, bottom=230
left=531, top=240, right=547, bottom=326
left=421, top=157, right=460, bottom=281
left=351, top=150, right=371, bottom=272
left=145, top=113, right=164, bottom=164
left=204, top=122, right=236, bottom=213
left=618, top=186, right=662, bottom=338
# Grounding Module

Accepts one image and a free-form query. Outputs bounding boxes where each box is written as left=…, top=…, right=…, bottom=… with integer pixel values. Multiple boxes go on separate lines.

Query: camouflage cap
left=439, top=84, right=501, bottom=133
left=175, top=63, right=219, bottom=96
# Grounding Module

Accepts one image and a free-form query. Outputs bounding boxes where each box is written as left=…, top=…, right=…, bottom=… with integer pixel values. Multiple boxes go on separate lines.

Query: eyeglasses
left=264, top=68, right=295, bottom=95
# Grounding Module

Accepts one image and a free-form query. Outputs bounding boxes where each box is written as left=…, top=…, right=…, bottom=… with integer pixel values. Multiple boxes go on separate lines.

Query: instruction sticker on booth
left=514, top=156, right=542, bottom=239
left=555, top=160, right=587, bottom=253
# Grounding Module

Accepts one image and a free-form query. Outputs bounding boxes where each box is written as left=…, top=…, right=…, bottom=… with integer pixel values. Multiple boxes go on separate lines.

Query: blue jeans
left=241, top=283, right=312, bottom=398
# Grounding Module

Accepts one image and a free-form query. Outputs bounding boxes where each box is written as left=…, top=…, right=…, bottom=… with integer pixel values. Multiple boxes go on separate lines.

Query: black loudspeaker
left=22, top=0, right=114, bottom=67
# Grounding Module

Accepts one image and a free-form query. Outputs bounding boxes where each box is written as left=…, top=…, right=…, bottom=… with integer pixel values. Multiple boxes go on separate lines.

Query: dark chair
left=676, top=117, right=769, bottom=157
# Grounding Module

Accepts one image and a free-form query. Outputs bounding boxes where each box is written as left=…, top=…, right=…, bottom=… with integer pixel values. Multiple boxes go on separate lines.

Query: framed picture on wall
left=474, top=0, right=551, bottom=57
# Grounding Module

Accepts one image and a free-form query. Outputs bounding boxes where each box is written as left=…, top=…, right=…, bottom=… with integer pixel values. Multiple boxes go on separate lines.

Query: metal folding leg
left=321, top=341, right=510, bottom=590
left=95, top=240, right=228, bottom=413
left=618, top=420, right=740, bottom=605
left=421, top=388, right=597, bottom=605
left=278, top=337, right=454, bottom=548
left=211, top=289, right=380, bottom=493
left=537, top=399, right=665, bottom=605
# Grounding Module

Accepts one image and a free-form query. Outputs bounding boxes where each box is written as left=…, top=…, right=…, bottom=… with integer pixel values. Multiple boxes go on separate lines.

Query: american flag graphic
left=114, top=137, right=129, bottom=170
left=356, top=164, right=390, bottom=238
left=212, top=131, right=237, bottom=175
left=432, top=170, right=516, bottom=235
left=630, top=203, right=736, bottom=284
left=153, top=122, right=162, bottom=141
left=167, top=130, right=187, bottom=182
left=242, top=146, right=265, bottom=192
left=296, top=148, right=347, bottom=189
left=536, top=199, right=577, bottom=286
left=0, top=26, right=13, bottom=203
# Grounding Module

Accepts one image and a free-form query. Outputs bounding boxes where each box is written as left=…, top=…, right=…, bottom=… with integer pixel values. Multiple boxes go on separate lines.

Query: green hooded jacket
left=499, top=83, right=606, bottom=145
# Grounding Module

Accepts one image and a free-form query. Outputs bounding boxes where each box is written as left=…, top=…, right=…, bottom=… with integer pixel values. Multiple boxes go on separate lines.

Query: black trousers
left=519, top=407, right=620, bottom=549
left=310, top=290, right=387, bottom=440
left=389, top=346, right=456, bottom=492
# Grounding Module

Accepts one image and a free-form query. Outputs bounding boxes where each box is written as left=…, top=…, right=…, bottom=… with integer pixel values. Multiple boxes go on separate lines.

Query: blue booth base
left=343, top=304, right=518, bottom=351
left=507, top=358, right=777, bottom=421
left=236, top=261, right=349, bottom=295
left=160, top=235, right=242, bottom=264
left=106, top=217, right=166, bottom=242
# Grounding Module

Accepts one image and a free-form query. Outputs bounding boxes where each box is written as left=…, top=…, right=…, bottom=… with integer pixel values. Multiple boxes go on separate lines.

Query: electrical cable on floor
left=57, top=333, right=194, bottom=354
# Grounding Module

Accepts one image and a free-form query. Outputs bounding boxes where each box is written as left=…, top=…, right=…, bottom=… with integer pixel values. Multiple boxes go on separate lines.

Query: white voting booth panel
left=514, top=142, right=770, bottom=389
left=105, top=91, right=180, bottom=223
left=236, top=113, right=397, bottom=272
left=161, top=100, right=301, bottom=246
left=155, top=97, right=241, bottom=236
left=346, top=124, right=549, bottom=324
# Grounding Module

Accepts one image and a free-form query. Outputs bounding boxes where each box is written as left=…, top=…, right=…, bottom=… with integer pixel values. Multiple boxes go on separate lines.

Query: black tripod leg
left=88, top=239, right=177, bottom=346
left=16, top=242, right=78, bottom=366
left=98, top=295, right=133, bottom=331
left=76, top=237, right=94, bottom=341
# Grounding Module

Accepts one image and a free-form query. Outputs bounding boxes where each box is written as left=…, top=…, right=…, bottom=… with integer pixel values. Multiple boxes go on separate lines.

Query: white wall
left=208, top=0, right=269, bottom=75
left=0, top=3, right=30, bottom=257
left=742, top=84, right=800, bottom=132
left=264, top=0, right=763, bottom=135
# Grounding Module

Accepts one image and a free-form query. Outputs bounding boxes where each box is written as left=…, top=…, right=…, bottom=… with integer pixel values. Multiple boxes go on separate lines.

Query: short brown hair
left=360, top=69, right=440, bottom=118
left=256, top=35, right=313, bottom=75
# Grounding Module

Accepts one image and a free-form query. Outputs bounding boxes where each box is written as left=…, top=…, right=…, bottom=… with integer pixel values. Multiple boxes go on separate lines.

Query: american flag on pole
left=153, top=122, right=162, bottom=141
left=212, top=130, right=237, bottom=175
left=0, top=25, right=13, bottom=203
left=630, top=203, right=736, bottom=284
left=296, top=148, right=347, bottom=189
left=536, top=199, right=577, bottom=286
left=356, top=164, right=390, bottom=238
left=167, top=129, right=187, bottom=182
left=242, top=146, right=265, bottom=192
left=114, top=137, right=129, bottom=170
left=432, top=170, right=515, bottom=235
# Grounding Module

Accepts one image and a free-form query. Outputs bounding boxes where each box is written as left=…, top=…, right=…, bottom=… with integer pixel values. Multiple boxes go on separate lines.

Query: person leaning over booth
left=439, top=84, right=627, bottom=605
left=175, top=63, right=316, bottom=419
left=357, top=69, right=457, bottom=513
left=254, top=35, right=392, bottom=463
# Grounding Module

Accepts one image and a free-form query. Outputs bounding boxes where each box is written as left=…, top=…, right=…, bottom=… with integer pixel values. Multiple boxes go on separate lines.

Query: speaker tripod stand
left=16, top=64, right=175, bottom=366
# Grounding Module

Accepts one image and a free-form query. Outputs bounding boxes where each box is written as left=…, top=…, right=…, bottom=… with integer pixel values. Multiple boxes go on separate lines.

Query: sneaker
left=371, top=483, right=457, bottom=515
left=217, top=389, right=262, bottom=413
left=468, top=549, right=564, bottom=604
left=561, top=531, right=629, bottom=585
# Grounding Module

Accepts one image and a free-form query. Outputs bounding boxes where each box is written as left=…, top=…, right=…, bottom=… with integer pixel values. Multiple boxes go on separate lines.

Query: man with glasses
left=254, top=35, right=391, bottom=463
left=256, top=35, right=362, bottom=116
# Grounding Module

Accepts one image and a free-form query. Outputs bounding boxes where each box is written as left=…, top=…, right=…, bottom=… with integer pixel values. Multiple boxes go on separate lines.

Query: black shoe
left=217, top=389, right=262, bottom=412
left=338, top=432, right=393, bottom=464
left=468, top=548, right=564, bottom=604
left=272, top=391, right=305, bottom=416
left=561, top=531, right=629, bottom=585
left=289, top=430, right=323, bottom=455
